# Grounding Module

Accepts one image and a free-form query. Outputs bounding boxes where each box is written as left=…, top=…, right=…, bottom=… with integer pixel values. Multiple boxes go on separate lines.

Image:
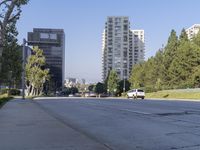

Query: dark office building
left=27, top=28, right=65, bottom=89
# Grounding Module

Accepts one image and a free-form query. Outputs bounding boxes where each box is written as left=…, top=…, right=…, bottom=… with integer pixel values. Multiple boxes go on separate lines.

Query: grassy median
left=0, top=94, right=12, bottom=107
left=146, top=89, right=200, bottom=100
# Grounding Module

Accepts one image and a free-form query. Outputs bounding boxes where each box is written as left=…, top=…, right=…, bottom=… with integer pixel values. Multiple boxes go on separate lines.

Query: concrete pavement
left=0, top=99, right=110, bottom=150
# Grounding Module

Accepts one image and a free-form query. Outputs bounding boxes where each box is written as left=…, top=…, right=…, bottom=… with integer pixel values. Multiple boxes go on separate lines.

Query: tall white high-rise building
left=186, top=24, right=200, bottom=40
left=129, top=30, right=145, bottom=72
left=102, top=16, right=145, bottom=81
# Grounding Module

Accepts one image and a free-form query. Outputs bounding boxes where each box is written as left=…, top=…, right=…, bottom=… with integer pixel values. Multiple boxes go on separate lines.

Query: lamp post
left=123, top=69, right=126, bottom=95
left=8, top=71, right=13, bottom=96
left=22, top=38, right=26, bottom=99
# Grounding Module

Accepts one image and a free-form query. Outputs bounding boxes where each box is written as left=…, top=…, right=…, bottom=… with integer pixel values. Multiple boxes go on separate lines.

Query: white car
left=127, top=89, right=145, bottom=99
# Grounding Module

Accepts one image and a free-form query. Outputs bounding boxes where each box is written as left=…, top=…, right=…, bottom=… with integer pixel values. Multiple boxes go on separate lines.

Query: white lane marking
left=119, top=109, right=151, bottom=115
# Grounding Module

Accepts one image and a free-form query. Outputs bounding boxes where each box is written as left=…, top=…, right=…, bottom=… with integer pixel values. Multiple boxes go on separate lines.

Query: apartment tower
left=102, top=16, right=145, bottom=81
left=186, top=24, right=200, bottom=40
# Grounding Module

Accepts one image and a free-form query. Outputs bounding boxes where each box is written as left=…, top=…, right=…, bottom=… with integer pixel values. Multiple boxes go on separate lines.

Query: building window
left=124, top=25, right=128, bottom=30
left=40, top=33, right=57, bottom=40
left=50, top=33, right=57, bottom=40
left=124, top=36, right=128, bottom=42
left=40, top=33, right=49, bottom=39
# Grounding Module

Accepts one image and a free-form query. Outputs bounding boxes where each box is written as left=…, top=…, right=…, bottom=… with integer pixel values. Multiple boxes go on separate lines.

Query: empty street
left=1, top=98, right=200, bottom=150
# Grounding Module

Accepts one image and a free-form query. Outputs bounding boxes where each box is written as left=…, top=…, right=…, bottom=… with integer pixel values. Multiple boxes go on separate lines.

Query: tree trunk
left=26, top=85, right=31, bottom=96
left=30, top=86, right=35, bottom=96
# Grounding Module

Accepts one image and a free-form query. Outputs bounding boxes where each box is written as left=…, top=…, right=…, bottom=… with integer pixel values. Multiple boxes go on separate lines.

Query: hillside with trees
left=129, top=29, right=200, bottom=92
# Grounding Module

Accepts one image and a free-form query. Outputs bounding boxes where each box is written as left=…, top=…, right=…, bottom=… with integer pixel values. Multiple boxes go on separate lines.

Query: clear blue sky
left=17, top=0, right=200, bottom=83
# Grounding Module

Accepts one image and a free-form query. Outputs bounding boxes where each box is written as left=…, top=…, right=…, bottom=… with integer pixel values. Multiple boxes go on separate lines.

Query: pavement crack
left=156, top=111, right=194, bottom=116
left=157, top=110, right=200, bottom=117
left=171, top=144, right=200, bottom=149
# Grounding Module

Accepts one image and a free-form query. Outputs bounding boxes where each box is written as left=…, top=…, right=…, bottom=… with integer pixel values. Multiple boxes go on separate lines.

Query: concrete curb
left=146, top=97, right=200, bottom=102
left=33, top=96, right=200, bottom=102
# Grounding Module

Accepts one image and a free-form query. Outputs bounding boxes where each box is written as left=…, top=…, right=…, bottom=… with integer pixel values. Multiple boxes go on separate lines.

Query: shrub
left=0, top=88, right=9, bottom=95
left=9, top=89, right=20, bottom=96
left=0, top=88, right=20, bottom=96
left=0, top=94, right=12, bottom=106
left=144, top=86, right=157, bottom=93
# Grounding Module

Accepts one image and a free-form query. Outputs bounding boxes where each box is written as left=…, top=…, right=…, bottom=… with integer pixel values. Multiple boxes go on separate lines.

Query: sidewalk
left=0, top=99, right=109, bottom=150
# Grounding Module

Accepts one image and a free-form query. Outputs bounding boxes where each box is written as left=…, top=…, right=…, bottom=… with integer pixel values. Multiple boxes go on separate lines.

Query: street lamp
left=8, top=71, right=13, bottom=96
left=123, top=69, right=126, bottom=95
left=22, top=38, right=27, bottom=99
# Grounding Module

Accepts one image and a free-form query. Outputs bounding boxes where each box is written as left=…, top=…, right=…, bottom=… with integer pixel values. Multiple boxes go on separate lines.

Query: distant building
left=102, top=16, right=145, bottom=81
left=27, top=28, right=65, bottom=89
left=186, top=24, right=200, bottom=40
left=64, top=78, right=78, bottom=88
left=64, top=78, right=86, bottom=88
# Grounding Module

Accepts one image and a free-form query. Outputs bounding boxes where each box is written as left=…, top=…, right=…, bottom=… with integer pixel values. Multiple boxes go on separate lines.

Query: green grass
left=0, top=94, right=12, bottom=107
left=146, top=89, right=200, bottom=100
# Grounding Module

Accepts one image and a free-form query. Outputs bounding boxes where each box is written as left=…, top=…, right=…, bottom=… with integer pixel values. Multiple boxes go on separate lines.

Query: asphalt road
left=35, top=98, right=200, bottom=150
left=1, top=98, right=200, bottom=150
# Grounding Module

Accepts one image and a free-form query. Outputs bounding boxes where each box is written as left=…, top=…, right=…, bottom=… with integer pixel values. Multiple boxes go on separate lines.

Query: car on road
left=84, top=92, right=97, bottom=97
left=68, top=94, right=74, bottom=97
left=127, top=89, right=145, bottom=99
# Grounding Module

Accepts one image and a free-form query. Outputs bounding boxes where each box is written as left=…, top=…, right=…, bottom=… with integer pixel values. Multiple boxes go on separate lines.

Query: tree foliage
left=0, top=0, right=29, bottom=46
left=0, top=39, right=22, bottom=87
left=94, top=82, right=106, bottom=95
left=61, top=87, right=79, bottom=96
left=129, top=29, right=200, bottom=92
left=88, top=84, right=95, bottom=92
left=107, top=70, right=119, bottom=95
left=117, top=79, right=131, bottom=96
left=0, top=18, right=22, bottom=88
left=0, top=0, right=29, bottom=87
left=25, top=46, right=49, bottom=96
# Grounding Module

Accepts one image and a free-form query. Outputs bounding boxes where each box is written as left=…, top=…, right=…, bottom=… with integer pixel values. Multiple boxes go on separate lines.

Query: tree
left=94, top=82, right=106, bottom=96
left=162, top=29, right=179, bottom=86
left=88, top=84, right=95, bottom=92
left=0, top=40, right=22, bottom=88
left=62, top=87, right=79, bottom=96
left=107, top=70, right=119, bottom=96
left=179, top=29, right=189, bottom=43
left=128, top=28, right=200, bottom=91
left=0, top=0, right=29, bottom=58
left=0, top=19, right=22, bottom=89
left=168, top=30, right=200, bottom=88
left=129, top=63, right=145, bottom=89
left=70, top=87, right=78, bottom=94
left=103, top=70, right=110, bottom=92
left=25, top=46, right=49, bottom=96
left=117, top=79, right=131, bottom=96
left=0, top=0, right=29, bottom=89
